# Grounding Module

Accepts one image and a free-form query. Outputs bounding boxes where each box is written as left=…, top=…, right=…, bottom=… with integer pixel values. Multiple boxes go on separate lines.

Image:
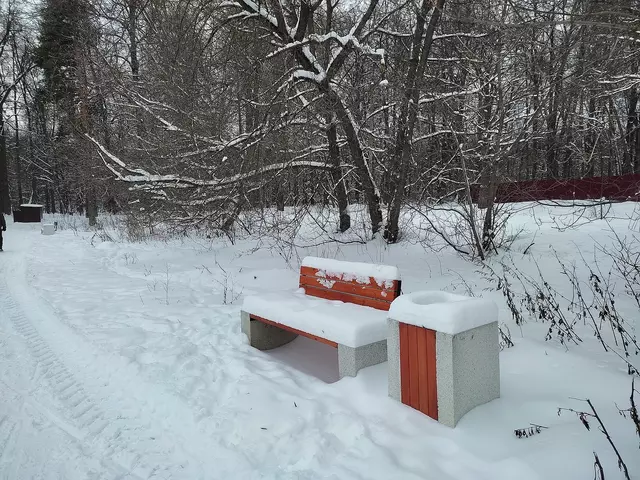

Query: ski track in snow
left=0, top=235, right=258, bottom=479
left=2, top=268, right=165, bottom=478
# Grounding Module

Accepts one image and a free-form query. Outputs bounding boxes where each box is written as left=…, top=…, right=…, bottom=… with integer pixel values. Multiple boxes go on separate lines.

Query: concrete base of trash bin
left=388, top=291, right=500, bottom=427
left=41, top=224, right=55, bottom=235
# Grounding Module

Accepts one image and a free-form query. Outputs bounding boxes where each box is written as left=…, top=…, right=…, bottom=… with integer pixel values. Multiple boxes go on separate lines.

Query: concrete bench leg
left=338, top=340, right=387, bottom=378
left=241, top=311, right=298, bottom=350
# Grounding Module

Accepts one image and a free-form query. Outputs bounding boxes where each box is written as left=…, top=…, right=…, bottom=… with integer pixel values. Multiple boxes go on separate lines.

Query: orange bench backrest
left=299, top=265, right=401, bottom=311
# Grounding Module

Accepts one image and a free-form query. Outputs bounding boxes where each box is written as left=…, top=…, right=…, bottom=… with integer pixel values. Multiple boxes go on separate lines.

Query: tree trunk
left=460, top=153, right=485, bottom=260
left=13, top=87, right=22, bottom=204
left=128, top=0, right=140, bottom=81
left=325, top=88, right=382, bottom=235
left=20, top=69, right=37, bottom=203
left=322, top=2, right=350, bottom=233
left=31, top=174, right=37, bottom=203
left=44, top=188, right=50, bottom=214
left=50, top=188, right=56, bottom=214
left=86, top=188, right=97, bottom=226
left=585, top=97, right=597, bottom=177
left=0, top=105, right=10, bottom=214
left=276, top=182, right=285, bottom=211
left=624, top=87, right=638, bottom=174
left=546, top=106, right=559, bottom=178
left=384, top=0, right=445, bottom=243
left=480, top=168, right=497, bottom=252
left=327, top=118, right=350, bottom=232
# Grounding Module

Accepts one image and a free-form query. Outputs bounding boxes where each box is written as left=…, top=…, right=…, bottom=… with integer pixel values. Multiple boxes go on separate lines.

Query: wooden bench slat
left=300, top=266, right=399, bottom=291
left=302, top=285, right=392, bottom=311
left=299, top=274, right=395, bottom=303
left=250, top=314, right=339, bottom=348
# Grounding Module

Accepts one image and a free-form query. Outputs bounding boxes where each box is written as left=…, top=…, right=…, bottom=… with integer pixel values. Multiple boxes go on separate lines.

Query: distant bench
left=241, top=257, right=401, bottom=378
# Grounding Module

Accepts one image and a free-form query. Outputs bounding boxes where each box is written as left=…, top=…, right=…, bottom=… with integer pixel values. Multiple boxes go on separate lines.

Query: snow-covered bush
left=491, top=248, right=639, bottom=375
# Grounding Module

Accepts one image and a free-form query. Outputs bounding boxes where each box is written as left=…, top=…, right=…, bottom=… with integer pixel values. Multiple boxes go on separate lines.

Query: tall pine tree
left=35, top=0, right=99, bottom=222
left=35, top=0, right=92, bottom=132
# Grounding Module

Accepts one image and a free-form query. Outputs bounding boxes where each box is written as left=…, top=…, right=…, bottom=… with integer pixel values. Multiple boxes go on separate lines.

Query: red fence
left=473, top=174, right=640, bottom=204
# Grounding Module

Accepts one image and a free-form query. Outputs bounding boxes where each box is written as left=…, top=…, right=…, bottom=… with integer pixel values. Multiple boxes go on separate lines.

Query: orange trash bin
left=388, top=291, right=500, bottom=427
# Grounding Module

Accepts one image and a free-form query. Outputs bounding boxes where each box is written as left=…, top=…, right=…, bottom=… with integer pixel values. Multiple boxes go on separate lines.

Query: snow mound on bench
left=302, top=257, right=400, bottom=288
left=389, top=291, right=498, bottom=335
left=243, top=289, right=388, bottom=347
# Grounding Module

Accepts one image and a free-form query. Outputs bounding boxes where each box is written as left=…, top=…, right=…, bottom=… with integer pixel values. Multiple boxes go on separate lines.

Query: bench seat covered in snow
left=241, top=257, right=402, bottom=378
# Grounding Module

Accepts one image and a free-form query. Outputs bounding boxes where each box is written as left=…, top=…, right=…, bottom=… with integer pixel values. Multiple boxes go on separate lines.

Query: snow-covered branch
left=418, top=86, right=484, bottom=105
left=86, top=134, right=336, bottom=191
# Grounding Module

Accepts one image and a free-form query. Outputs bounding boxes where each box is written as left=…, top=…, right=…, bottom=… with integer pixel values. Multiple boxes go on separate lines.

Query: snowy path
left=0, top=235, right=126, bottom=478
left=0, top=231, right=253, bottom=478
left=0, top=219, right=638, bottom=479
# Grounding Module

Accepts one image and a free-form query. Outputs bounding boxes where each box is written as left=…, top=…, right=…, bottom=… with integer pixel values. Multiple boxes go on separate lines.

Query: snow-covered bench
left=241, top=257, right=402, bottom=378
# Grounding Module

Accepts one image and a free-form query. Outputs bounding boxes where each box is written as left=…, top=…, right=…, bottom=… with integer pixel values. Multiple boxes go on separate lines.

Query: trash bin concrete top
left=388, top=291, right=498, bottom=335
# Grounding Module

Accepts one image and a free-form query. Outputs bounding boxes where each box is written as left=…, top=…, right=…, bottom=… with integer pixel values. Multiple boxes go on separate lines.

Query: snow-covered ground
left=0, top=203, right=638, bottom=479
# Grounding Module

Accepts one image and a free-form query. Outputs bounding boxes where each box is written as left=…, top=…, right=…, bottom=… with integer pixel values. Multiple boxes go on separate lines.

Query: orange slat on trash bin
left=399, top=323, right=438, bottom=420
left=399, top=323, right=412, bottom=404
